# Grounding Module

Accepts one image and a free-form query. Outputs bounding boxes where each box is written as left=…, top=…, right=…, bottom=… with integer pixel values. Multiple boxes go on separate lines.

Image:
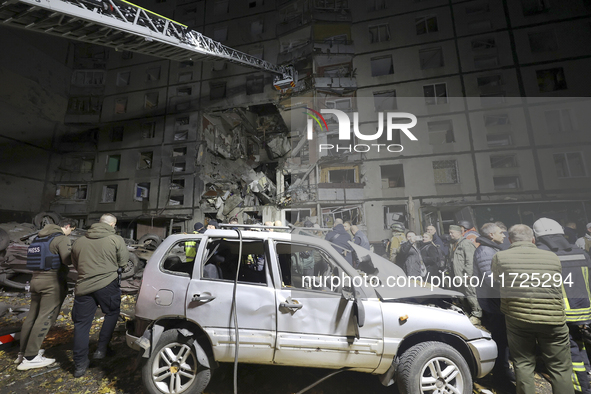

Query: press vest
left=27, top=233, right=63, bottom=271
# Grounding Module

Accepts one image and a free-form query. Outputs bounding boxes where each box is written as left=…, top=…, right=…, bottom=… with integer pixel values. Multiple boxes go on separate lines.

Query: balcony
left=318, top=182, right=364, bottom=201
left=314, top=76, right=356, bottom=89
left=313, top=40, right=354, bottom=55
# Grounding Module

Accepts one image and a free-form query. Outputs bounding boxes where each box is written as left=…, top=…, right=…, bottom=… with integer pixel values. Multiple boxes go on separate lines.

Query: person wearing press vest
left=15, top=218, right=76, bottom=370
left=534, top=218, right=591, bottom=394
left=70, top=214, right=129, bottom=378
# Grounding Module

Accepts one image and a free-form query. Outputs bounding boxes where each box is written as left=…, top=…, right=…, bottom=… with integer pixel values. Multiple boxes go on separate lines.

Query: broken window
left=328, top=169, right=356, bottom=183
left=80, top=159, right=93, bottom=173
left=465, top=2, right=490, bottom=14
left=177, top=87, right=192, bottom=96
left=101, top=184, right=118, bottom=203
left=284, top=209, right=312, bottom=225
left=381, top=164, right=405, bottom=188
left=370, top=56, right=394, bottom=77
left=545, top=109, right=575, bottom=134
left=493, top=176, right=520, bottom=189
left=490, top=155, right=517, bottom=168
left=474, top=54, right=498, bottom=69
left=249, top=0, right=262, bottom=8
left=141, top=122, right=156, bottom=139
left=121, top=51, right=133, bottom=60
left=174, top=131, right=188, bottom=141
left=106, top=154, right=121, bottom=172
left=168, top=195, right=184, bottom=205
left=72, top=70, right=105, bottom=86
left=373, top=90, right=397, bottom=111
left=170, top=178, right=185, bottom=189
left=521, top=0, right=550, bottom=16
left=471, top=38, right=496, bottom=51
left=180, top=60, right=194, bottom=68
left=213, top=27, right=228, bottom=42
left=423, top=83, right=448, bottom=105
left=146, top=67, right=161, bottom=82
left=144, top=92, right=159, bottom=109
left=419, top=47, right=444, bottom=69
left=110, top=126, right=124, bottom=142
left=173, top=162, right=186, bottom=173
left=416, top=16, right=438, bottom=35
left=251, top=20, right=264, bottom=36
left=428, top=120, right=455, bottom=144
left=178, top=72, right=193, bottom=83
left=528, top=30, right=558, bottom=53
left=477, top=75, right=502, bottom=88
left=486, top=133, right=512, bottom=147
left=484, top=113, right=510, bottom=126
left=537, top=68, right=567, bottom=92
left=56, top=184, right=88, bottom=200
left=173, top=147, right=187, bottom=156
left=116, top=71, right=130, bottom=87
left=246, top=75, right=265, bottom=95
left=325, top=98, right=352, bottom=111
left=554, top=152, right=587, bottom=178
left=321, top=206, right=362, bottom=227
left=384, top=205, right=407, bottom=229
left=114, top=98, right=127, bottom=114
left=367, top=0, right=386, bottom=11
left=138, top=151, right=153, bottom=170
left=214, top=0, right=229, bottom=14
left=369, top=24, right=390, bottom=43
left=68, top=97, right=102, bottom=114
left=433, top=160, right=459, bottom=184
left=175, top=117, right=190, bottom=128
left=212, top=61, right=227, bottom=71
left=209, top=82, right=226, bottom=100
left=134, top=182, right=150, bottom=201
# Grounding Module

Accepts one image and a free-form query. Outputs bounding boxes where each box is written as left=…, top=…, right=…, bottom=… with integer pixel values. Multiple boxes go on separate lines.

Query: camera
left=413, top=235, right=423, bottom=243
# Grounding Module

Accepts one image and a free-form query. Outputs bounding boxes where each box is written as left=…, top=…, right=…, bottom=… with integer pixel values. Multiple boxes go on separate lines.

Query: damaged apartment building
left=1, top=0, right=591, bottom=246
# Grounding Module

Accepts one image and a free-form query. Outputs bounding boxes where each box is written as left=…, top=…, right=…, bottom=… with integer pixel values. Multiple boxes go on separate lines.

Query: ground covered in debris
left=0, top=290, right=551, bottom=394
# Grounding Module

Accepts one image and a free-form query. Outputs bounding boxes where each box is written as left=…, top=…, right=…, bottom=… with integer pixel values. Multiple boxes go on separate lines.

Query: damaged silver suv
left=126, top=227, right=496, bottom=394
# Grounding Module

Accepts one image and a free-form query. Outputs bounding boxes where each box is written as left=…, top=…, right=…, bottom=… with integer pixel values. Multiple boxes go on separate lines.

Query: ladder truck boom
left=0, top=0, right=297, bottom=89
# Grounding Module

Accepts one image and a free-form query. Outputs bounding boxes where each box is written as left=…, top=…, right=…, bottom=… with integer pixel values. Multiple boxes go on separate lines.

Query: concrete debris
left=266, top=135, right=291, bottom=159
left=222, top=194, right=243, bottom=216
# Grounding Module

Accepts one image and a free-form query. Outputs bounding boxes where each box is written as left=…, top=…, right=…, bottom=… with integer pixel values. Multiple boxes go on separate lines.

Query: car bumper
left=468, top=338, right=497, bottom=378
left=126, top=331, right=142, bottom=351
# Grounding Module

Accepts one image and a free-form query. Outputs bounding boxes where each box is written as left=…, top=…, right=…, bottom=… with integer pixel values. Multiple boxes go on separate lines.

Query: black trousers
left=482, top=310, right=511, bottom=376
left=72, top=279, right=121, bottom=365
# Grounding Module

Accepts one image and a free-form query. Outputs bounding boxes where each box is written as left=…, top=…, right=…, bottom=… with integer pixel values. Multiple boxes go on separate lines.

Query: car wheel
left=121, top=253, right=140, bottom=280
left=0, top=228, right=9, bottom=252
left=33, top=211, right=62, bottom=230
left=396, top=341, right=472, bottom=394
left=138, top=234, right=163, bottom=251
left=142, top=329, right=211, bottom=394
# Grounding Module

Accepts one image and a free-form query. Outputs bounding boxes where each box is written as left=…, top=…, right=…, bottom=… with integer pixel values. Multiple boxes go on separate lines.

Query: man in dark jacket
left=325, top=218, right=352, bottom=265
left=426, top=225, right=448, bottom=256
left=16, top=219, right=76, bottom=370
left=71, top=214, right=129, bottom=378
left=534, top=218, right=591, bottom=394
left=472, top=223, right=513, bottom=382
left=351, top=225, right=370, bottom=250
left=492, top=224, right=573, bottom=394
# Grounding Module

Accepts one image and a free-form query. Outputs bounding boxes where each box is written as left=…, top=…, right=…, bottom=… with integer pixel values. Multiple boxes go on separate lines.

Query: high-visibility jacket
left=185, top=231, right=199, bottom=262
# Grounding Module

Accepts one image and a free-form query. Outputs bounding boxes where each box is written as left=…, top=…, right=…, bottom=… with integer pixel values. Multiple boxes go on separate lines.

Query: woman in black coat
left=420, top=232, right=441, bottom=279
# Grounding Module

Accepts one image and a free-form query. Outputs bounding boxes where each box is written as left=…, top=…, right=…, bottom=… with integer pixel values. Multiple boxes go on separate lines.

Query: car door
left=185, top=236, right=277, bottom=364
left=272, top=240, right=383, bottom=370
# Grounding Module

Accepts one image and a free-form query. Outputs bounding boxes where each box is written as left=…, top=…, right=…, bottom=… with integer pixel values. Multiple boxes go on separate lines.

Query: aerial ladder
left=0, top=0, right=297, bottom=90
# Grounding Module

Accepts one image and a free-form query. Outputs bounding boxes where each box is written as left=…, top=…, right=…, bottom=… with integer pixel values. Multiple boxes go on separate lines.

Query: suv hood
left=348, top=241, right=463, bottom=300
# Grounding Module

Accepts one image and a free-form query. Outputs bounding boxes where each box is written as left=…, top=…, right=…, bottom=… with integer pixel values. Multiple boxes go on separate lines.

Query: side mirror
left=353, top=297, right=365, bottom=328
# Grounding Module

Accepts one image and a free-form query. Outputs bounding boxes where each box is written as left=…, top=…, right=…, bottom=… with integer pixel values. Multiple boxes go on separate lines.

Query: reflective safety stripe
left=185, top=239, right=197, bottom=262
left=559, top=254, right=588, bottom=261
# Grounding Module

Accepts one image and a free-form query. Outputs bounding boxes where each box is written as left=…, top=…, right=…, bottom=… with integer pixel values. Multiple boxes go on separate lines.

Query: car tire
left=142, top=329, right=211, bottom=394
left=138, top=234, right=162, bottom=250
left=0, top=228, right=9, bottom=252
left=396, top=341, right=472, bottom=394
left=121, top=253, right=140, bottom=280
left=33, top=211, right=62, bottom=230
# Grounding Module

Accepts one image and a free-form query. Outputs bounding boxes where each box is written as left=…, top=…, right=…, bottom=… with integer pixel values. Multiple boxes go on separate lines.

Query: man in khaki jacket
left=492, top=224, right=573, bottom=394
left=71, top=213, right=129, bottom=378
left=17, top=218, right=76, bottom=370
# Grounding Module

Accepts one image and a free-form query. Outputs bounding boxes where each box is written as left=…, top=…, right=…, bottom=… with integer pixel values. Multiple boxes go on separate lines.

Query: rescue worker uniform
left=537, top=231, right=591, bottom=394
left=19, top=224, right=72, bottom=363
left=185, top=222, right=204, bottom=263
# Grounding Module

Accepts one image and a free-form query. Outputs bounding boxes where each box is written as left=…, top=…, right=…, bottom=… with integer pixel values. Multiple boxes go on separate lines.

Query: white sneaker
left=15, top=349, right=45, bottom=364
left=16, top=354, right=56, bottom=370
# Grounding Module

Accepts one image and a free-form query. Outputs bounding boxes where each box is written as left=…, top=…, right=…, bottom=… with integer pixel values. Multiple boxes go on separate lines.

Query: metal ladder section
left=0, top=0, right=296, bottom=85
